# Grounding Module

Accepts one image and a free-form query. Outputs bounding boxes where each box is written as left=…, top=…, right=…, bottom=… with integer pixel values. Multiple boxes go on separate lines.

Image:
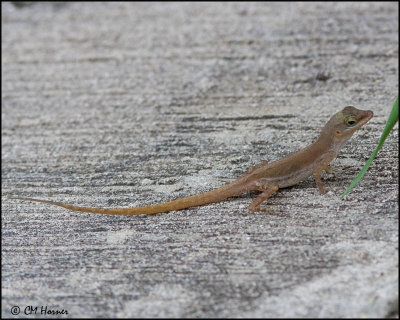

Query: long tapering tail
left=11, top=181, right=248, bottom=215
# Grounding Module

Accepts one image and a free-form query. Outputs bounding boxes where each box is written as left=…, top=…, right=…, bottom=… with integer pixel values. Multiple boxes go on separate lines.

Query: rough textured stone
left=2, top=2, right=398, bottom=318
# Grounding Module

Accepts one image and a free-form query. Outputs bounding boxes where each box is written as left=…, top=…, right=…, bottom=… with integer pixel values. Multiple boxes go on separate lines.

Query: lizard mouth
left=341, top=110, right=373, bottom=137
left=362, top=110, right=374, bottom=125
left=359, top=110, right=374, bottom=127
left=349, top=110, right=374, bottom=133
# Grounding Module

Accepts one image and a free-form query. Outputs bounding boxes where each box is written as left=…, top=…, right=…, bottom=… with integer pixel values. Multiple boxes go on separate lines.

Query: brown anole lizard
left=12, top=106, right=373, bottom=215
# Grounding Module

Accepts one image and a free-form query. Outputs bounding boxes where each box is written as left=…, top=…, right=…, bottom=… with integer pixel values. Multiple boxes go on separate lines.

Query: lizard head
left=332, top=106, right=373, bottom=138
left=319, top=106, right=373, bottom=151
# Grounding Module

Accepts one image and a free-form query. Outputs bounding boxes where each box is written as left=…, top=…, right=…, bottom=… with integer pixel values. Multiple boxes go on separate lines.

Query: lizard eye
left=346, top=116, right=357, bottom=127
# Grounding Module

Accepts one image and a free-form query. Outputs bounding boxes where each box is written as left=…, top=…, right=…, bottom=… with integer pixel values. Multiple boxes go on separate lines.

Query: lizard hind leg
left=248, top=181, right=279, bottom=213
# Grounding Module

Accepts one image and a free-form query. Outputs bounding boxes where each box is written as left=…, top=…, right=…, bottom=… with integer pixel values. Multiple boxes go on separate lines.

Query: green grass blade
left=341, top=96, right=398, bottom=198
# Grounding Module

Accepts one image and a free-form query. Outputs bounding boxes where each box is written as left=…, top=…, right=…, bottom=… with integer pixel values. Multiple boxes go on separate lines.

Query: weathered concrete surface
left=2, top=2, right=398, bottom=318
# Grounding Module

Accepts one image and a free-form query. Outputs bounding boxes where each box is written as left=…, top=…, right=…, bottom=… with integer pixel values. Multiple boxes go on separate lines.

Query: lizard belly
left=278, top=168, right=314, bottom=188
left=275, top=151, right=336, bottom=188
left=271, top=165, right=316, bottom=189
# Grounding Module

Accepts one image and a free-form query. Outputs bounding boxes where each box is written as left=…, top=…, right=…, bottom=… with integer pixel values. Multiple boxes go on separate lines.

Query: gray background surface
left=2, top=2, right=398, bottom=318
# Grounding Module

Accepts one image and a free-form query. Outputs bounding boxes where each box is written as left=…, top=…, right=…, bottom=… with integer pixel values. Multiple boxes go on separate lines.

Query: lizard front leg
left=248, top=179, right=279, bottom=213
left=313, top=151, right=336, bottom=194
left=324, top=165, right=334, bottom=174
